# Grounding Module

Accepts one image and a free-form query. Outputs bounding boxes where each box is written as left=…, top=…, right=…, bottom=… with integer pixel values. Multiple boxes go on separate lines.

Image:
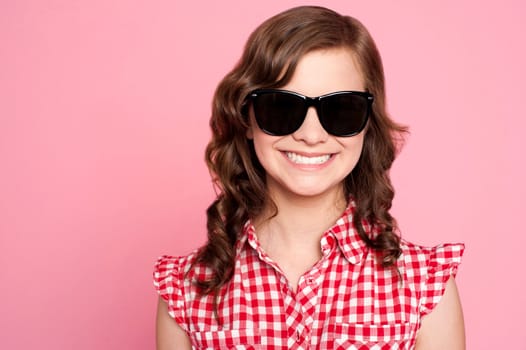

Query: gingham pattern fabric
left=154, top=203, right=464, bottom=349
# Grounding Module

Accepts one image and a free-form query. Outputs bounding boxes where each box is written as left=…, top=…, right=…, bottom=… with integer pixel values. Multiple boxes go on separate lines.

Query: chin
left=284, top=183, right=343, bottom=200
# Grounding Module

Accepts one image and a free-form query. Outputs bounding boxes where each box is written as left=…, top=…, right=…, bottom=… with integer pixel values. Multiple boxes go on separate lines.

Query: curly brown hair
left=192, top=5, right=408, bottom=307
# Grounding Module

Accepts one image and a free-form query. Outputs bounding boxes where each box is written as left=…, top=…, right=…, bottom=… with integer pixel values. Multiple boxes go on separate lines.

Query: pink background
left=1, top=0, right=525, bottom=348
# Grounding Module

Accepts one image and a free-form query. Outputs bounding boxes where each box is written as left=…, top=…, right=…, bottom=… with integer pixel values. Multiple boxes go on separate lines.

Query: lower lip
left=281, top=152, right=334, bottom=170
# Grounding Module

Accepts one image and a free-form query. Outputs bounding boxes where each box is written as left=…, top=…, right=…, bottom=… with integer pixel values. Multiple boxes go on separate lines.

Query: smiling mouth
left=285, top=152, right=332, bottom=165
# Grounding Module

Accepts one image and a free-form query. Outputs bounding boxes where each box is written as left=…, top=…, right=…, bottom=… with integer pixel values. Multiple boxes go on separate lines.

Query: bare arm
left=415, top=277, right=465, bottom=350
left=156, top=297, right=192, bottom=350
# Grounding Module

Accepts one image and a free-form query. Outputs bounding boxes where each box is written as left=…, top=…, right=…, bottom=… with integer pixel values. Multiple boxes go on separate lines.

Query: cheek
left=343, top=133, right=365, bottom=155
left=343, top=134, right=366, bottom=172
left=251, top=131, right=273, bottom=165
left=356, top=136, right=365, bottom=156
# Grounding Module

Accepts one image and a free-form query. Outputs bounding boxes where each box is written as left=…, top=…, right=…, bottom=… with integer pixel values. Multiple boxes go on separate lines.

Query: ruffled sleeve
left=419, top=243, right=465, bottom=317
left=153, top=255, right=187, bottom=330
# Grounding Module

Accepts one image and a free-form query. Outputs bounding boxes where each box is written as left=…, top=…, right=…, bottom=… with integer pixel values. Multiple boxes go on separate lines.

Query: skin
left=247, top=48, right=365, bottom=204
left=156, top=298, right=191, bottom=350
left=156, top=48, right=465, bottom=349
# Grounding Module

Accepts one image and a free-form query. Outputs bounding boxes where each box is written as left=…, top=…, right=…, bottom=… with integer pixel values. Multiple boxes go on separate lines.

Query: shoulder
left=153, top=247, right=220, bottom=295
left=152, top=249, right=204, bottom=331
left=398, top=239, right=465, bottom=316
left=154, top=249, right=200, bottom=283
left=153, top=249, right=204, bottom=297
left=398, top=240, right=465, bottom=273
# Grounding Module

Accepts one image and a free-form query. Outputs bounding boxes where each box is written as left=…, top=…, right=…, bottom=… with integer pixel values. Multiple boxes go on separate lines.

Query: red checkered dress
left=154, top=203, right=464, bottom=349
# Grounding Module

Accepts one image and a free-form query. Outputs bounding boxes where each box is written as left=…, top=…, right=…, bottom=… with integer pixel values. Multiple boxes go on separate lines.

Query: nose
left=291, top=107, right=329, bottom=144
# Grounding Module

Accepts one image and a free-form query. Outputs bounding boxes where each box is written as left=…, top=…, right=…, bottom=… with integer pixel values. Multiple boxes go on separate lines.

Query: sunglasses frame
left=248, top=89, right=374, bottom=137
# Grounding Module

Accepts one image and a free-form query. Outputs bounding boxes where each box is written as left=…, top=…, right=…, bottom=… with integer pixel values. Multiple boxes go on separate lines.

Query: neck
left=255, top=186, right=348, bottom=246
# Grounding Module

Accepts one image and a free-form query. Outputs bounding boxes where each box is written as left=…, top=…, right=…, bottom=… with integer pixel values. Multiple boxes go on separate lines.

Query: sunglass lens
left=320, top=94, right=368, bottom=136
left=253, top=92, right=305, bottom=136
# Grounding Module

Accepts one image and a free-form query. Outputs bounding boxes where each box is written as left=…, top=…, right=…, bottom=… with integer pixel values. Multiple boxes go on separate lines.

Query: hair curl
left=191, top=5, right=408, bottom=312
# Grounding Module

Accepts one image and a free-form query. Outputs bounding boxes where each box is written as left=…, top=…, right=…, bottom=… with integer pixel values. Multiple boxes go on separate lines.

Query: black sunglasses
left=248, top=89, right=373, bottom=137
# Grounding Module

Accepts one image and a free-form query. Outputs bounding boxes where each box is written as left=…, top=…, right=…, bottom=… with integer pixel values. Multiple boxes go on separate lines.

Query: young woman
left=154, top=6, right=465, bottom=349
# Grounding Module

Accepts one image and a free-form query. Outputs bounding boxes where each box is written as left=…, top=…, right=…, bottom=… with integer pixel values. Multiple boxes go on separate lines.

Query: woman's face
left=247, top=48, right=367, bottom=203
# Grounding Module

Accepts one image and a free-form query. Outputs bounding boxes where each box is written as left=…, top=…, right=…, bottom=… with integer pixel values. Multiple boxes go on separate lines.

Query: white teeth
left=286, top=152, right=331, bottom=165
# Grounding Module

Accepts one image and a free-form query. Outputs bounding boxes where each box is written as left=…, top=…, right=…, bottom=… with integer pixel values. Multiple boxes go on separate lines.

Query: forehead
left=283, top=48, right=365, bottom=97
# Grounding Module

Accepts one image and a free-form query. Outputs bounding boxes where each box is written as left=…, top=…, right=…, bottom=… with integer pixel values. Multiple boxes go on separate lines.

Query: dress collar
left=325, top=200, right=369, bottom=265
